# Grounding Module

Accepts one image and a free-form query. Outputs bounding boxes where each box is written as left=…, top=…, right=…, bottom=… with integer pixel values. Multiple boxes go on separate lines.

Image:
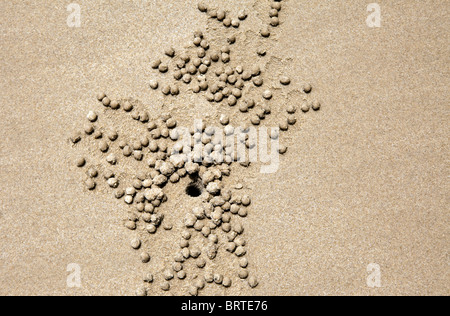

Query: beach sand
left=0, top=0, right=448, bottom=296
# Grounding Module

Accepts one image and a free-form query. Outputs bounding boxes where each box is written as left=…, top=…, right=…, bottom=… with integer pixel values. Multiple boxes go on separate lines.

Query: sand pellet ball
left=107, top=178, right=119, bottom=188
left=99, top=95, right=110, bottom=107
left=199, top=64, right=208, bottom=74
left=200, top=40, right=209, bottom=50
left=158, top=63, right=169, bottom=73
left=136, top=287, right=147, bottom=297
left=301, top=102, right=310, bottom=113
left=279, top=145, right=288, bottom=154
left=123, top=146, right=132, bottom=157
left=253, top=77, right=263, bottom=87
left=228, top=35, right=236, bottom=44
left=239, top=258, right=249, bottom=268
left=165, top=47, right=175, bottom=57
left=210, top=51, right=220, bottom=62
left=180, top=53, right=190, bottom=62
left=280, top=76, right=291, bottom=85
left=288, top=115, right=297, bottom=125
left=286, top=104, right=296, bottom=114
left=181, top=247, right=190, bottom=259
left=115, top=189, right=125, bottom=199
left=235, top=246, right=247, bottom=257
left=188, top=286, right=198, bottom=296
left=173, top=262, right=183, bottom=273
left=140, top=252, right=151, bottom=263
left=207, top=9, right=218, bottom=19
left=147, top=223, right=157, bottom=234
left=196, top=258, right=206, bottom=269
left=125, top=220, right=136, bottom=230
left=257, top=48, right=267, bottom=56
left=251, top=65, right=261, bottom=76
left=180, top=239, right=189, bottom=249
left=312, top=100, right=321, bottom=111
left=261, top=26, right=271, bottom=37
left=170, top=86, right=180, bottom=96
left=251, top=116, right=261, bottom=126
left=182, top=74, right=192, bottom=83
left=220, top=114, right=230, bottom=125
left=197, top=48, right=206, bottom=58
left=204, top=272, right=214, bottom=283
left=248, top=276, right=259, bottom=288
left=87, top=168, right=98, bottom=178
left=238, top=10, right=248, bottom=20
left=242, top=195, right=251, bottom=206
left=182, top=230, right=192, bottom=240
left=223, top=277, right=232, bottom=288
left=238, top=208, right=248, bottom=217
left=71, top=132, right=81, bottom=144
left=87, top=111, right=98, bottom=122
left=279, top=120, right=289, bottom=131
left=84, top=124, right=94, bottom=135
left=242, top=71, right=252, bottom=81
left=272, top=1, right=282, bottom=11
left=174, top=70, right=182, bottom=81
left=198, top=2, right=207, bottom=12
left=131, top=238, right=141, bottom=250
left=263, top=90, right=273, bottom=100
left=161, top=282, right=170, bottom=292
left=163, top=223, right=173, bottom=230
left=238, top=269, right=249, bottom=279
left=193, top=37, right=202, bottom=46
left=214, top=274, right=223, bottom=285
left=110, top=100, right=120, bottom=110
left=195, top=278, right=206, bottom=290
left=235, top=237, right=246, bottom=247
left=303, top=83, right=312, bottom=94
left=76, top=157, right=86, bottom=168
left=217, top=10, right=226, bottom=21
left=270, top=17, right=280, bottom=27
left=93, top=129, right=102, bottom=138
left=144, top=274, right=153, bottom=283
left=131, top=111, right=140, bottom=121
left=85, top=179, right=96, bottom=191
left=149, top=80, right=159, bottom=90
left=150, top=59, right=161, bottom=69
left=161, top=85, right=170, bottom=95
left=221, top=53, right=230, bottom=63
left=225, top=242, right=236, bottom=253
left=99, top=140, right=109, bottom=152
left=123, top=101, right=133, bottom=112
left=97, top=92, right=106, bottom=101
left=177, top=271, right=187, bottom=280
left=106, top=154, right=117, bottom=165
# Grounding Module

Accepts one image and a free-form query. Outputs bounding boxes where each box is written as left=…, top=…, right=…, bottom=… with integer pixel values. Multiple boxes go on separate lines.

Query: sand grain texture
left=0, top=0, right=449, bottom=296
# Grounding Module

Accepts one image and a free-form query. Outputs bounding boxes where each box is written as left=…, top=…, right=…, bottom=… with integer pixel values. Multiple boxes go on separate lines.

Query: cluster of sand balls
left=259, top=0, right=284, bottom=38
left=149, top=30, right=244, bottom=102
left=72, top=93, right=267, bottom=295
left=198, top=2, right=248, bottom=29
left=70, top=1, right=322, bottom=296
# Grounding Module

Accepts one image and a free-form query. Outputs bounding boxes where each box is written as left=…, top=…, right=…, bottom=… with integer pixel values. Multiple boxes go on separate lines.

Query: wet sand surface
left=0, top=1, right=448, bottom=296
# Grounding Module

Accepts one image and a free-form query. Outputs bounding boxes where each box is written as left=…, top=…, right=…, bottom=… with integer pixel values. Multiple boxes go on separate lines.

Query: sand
left=0, top=0, right=448, bottom=296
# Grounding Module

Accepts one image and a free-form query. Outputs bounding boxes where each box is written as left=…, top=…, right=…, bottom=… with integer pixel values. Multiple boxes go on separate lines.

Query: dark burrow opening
left=186, top=173, right=203, bottom=197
